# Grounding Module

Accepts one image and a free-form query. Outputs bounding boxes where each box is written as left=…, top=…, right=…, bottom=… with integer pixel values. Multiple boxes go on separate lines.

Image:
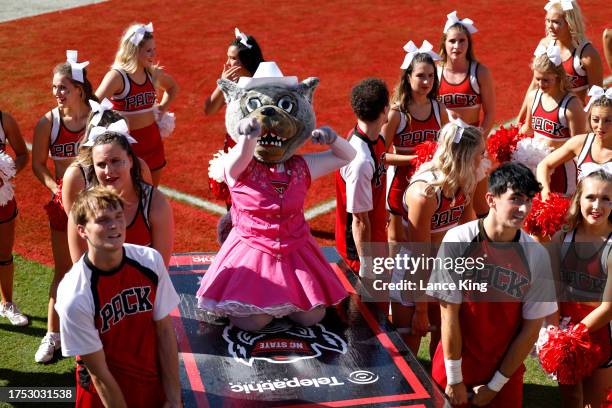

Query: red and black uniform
left=387, top=102, right=441, bottom=218
left=559, top=229, right=612, bottom=368
left=575, top=133, right=609, bottom=179
left=0, top=111, right=17, bottom=224
left=438, top=62, right=481, bottom=126
left=81, top=167, right=154, bottom=246
left=111, top=68, right=165, bottom=171
left=55, top=245, right=180, bottom=408
left=336, top=126, right=387, bottom=272
left=531, top=89, right=577, bottom=195
left=557, top=41, right=591, bottom=93
left=404, top=171, right=466, bottom=234
left=45, top=108, right=84, bottom=231
left=428, top=220, right=557, bottom=407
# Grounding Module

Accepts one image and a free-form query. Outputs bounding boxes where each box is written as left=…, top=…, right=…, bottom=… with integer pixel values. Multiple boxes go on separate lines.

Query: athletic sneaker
left=34, top=333, right=61, bottom=363
left=0, top=302, right=28, bottom=326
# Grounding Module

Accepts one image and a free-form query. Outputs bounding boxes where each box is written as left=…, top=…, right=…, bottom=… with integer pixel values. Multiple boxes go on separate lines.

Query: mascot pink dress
left=197, top=62, right=355, bottom=331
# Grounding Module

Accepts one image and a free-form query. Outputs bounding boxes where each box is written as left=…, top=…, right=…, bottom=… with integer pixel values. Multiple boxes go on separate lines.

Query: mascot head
left=218, top=62, right=319, bottom=163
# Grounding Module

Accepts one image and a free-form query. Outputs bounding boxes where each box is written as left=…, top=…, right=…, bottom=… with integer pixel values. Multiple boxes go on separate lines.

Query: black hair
left=231, top=35, right=264, bottom=75
left=488, top=162, right=542, bottom=198
left=351, top=78, right=389, bottom=122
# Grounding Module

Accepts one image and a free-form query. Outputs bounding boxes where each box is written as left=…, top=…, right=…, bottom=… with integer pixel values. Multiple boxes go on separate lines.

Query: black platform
left=169, top=248, right=447, bottom=407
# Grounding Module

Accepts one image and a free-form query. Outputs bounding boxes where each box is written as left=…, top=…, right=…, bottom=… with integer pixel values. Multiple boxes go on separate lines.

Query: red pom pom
left=539, top=323, right=604, bottom=384
left=410, top=141, right=438, bottom=171
left=486, top=124, right=528, bottom=163
left=209, top=178, right=231, bottom=206
left=523, top=192, right=571, bottom=237
left=43, top=180, right=67, bottom=231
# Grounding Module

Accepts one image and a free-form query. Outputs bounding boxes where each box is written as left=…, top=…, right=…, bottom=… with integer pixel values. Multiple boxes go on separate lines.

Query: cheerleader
left=96, top=22, right=178, bottom=186
left=32, top=51, right=94, bottom=363
left=550, top=169, right=612, bottom=407
left=537, top=86, right=612, bottom=200
left=437, top=10, right=495, bottom=217
left=382, top=40, right=448, bottom=244
left=395, top=121, right=482, bottom=357
left=521, top=43, right=586, bottom=196
left=0, top=110, right=28, bottom=326
left=204, top=28, right=264, bottom=207
left=518, top=0, right=603, bottom=123
left=63, top=128, right=172, bottom=266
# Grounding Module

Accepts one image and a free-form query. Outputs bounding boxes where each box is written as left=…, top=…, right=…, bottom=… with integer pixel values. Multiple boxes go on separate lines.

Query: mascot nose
left=261, top=107, right=276, bottom=116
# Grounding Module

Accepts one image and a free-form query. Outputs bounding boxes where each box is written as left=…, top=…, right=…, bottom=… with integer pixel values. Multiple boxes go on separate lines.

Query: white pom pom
left=511, top=138, right=553, bottom=174
left=477, top=157, right=492, bottom=182
left=208, top=150, right=227, bottom=183
left=0, top=152, right=16, bottom=206
left=154, top=107, right=176, bottom=139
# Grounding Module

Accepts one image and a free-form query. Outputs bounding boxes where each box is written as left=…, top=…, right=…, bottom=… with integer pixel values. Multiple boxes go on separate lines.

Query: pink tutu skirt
left=196, top=230, right=348, bottom=318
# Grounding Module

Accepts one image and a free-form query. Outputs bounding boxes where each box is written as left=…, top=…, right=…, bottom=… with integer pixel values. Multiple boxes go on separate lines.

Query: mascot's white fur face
left=218, top=77, right=319, bottom=163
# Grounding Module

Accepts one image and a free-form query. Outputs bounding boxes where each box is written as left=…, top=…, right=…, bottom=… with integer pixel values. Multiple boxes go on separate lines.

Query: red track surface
left=0, top=0, right=608, bottom=265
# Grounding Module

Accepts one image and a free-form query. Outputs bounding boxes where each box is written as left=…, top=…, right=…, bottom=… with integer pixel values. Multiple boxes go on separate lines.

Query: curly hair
left=351, top=78, right=389, bottom=122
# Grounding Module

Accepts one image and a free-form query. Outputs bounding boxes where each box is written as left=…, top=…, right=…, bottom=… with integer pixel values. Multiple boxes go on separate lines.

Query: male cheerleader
left=427, top=163, right=557, bottom=407
left=335, top=78, right=389, bottom=287
left=55, top=187, right=181, bottom=408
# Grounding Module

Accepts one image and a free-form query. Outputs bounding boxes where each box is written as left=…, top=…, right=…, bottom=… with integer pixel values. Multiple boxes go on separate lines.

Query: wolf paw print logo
left=223, top=319, right=348, bottom=366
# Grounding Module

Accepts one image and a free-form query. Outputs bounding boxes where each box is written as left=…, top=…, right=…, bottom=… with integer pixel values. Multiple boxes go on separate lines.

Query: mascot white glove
left=311, top=126, right=338, bottom=145
left=238, top=117, right=262, bottom=140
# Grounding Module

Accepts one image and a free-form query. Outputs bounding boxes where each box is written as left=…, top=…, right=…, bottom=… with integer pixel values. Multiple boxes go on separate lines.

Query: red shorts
left=44, top=180, right=67, bottom=232
left=386, top=163, right=417, bottom=218
left=0, top=198, right=17, bottom=224
left=560, top=302, right=612, bottom=368
left=131, top=122, right=166, bottom=171
left=432, top=341, right=526, bottom=408
left=550, top=160, right=577, bottom=196
left=75, top=360, right=166, bottom=408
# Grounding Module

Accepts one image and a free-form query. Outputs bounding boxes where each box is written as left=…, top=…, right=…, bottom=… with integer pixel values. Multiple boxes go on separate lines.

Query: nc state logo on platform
left=223, top=319, right=348, bottom=366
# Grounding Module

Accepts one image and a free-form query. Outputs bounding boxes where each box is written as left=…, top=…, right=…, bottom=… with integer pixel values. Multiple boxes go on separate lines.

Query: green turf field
left=0, top=256, right=560, bottom=407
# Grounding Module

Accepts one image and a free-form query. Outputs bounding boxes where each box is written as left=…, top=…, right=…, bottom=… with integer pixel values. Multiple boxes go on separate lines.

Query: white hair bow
left=401, top=40, right=442, bottom=69
left=66, top=50, right=89, bottom=83
left=234, top=27, right=252, bottom=49
left=583, top=85, right=612, bottom=112
left=544, top=0, right=573, bottom=12
left=89, top=98, right=114, bottom=126
left=534, top=43, right=562, bottom=66
left=444, top=11, right=478, bottom=34
left=451, top=118, right=471, bottom=143
left=579, top=162, right=612, bottom=181
left=83, top=119, right=137, bottom=147
left=130, top=22, right=154, bottom=46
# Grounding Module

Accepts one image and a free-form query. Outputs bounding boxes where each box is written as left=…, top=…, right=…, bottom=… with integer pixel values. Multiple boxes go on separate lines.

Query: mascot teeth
left=258, top=131, right=285, bottom=147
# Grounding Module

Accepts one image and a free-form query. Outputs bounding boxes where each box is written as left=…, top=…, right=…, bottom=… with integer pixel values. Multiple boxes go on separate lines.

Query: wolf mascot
left=197, top=62, right=355, bottom=331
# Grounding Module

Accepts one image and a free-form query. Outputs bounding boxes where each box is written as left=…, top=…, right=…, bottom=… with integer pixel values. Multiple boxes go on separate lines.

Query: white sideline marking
left=0, top=0, right=107, bottom=23
left=157, top=185, right=227, bottom=215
